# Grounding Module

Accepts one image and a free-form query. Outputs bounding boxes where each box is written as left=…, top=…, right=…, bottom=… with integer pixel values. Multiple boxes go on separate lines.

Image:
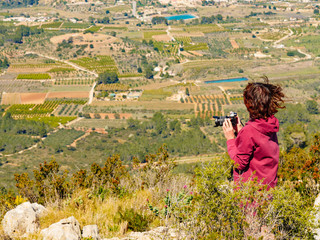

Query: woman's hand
left=223, top=118, right=235, bottom=141
left=235, top=117, right=243, bottom=133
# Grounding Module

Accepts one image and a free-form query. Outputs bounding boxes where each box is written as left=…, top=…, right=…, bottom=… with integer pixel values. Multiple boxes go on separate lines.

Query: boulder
left=2, top=201, right=46, bottom=238
left=314, top=194, right=320, bottom=240
left=41, top=216, right=81, bottom=240
left=83, top=225, right=100, bottom=240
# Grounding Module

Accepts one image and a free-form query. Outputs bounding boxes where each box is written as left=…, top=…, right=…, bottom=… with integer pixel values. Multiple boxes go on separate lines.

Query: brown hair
left=243, top=77, right=285, bottom=120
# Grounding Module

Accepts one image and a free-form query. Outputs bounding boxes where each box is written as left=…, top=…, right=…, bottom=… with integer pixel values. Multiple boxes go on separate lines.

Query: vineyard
left=7, top=101, right=59, bottom=117
left=95, top=83, right=129, bottom=91
left=183, top=94, right=234, bottom=117
left=48, top=67, right=76, bottom=73
left=54, top=79, right=95, bottom=85
left=61, top=22, right=91, bottom=29
left=17, top=73, right=51, bottom=80
left=84, top=26, right=102, bottom=33
left=70, top=56, right=118, bottom=74
left=153, top=42, right=179, bottom=57
left=229, top=95, right=243, bottom=104
left=175, top=36, right=208, bottom=51
left=7, top=99, right=87, bottom=118
left=45, top=99, right=88, bottom=105
left=41, top=22, right=63, bottom=29
left=56, top=104, right=82, bottom=116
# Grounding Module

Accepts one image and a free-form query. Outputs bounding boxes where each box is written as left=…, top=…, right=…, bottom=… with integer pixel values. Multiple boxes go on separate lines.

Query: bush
left=187, top=154, right=317, bottom=239
left=114, top=208, right=150, bottom=231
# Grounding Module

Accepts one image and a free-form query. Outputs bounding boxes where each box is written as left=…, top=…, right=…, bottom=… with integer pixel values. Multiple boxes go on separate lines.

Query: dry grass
left=38, top=189, right=153, bottom=239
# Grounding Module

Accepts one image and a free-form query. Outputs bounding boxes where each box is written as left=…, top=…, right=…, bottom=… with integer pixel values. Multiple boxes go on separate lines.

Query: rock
left=41, top=216, right=81, bottom=240
left=314, top=194, right=320, bottom=240
left=2, top=201, right=46, bottom=238
left=83, top=225, right=100, bottom=240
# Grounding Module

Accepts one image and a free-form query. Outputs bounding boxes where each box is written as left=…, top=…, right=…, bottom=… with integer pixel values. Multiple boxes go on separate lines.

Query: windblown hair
left=243, top=77, right=285, bottom=120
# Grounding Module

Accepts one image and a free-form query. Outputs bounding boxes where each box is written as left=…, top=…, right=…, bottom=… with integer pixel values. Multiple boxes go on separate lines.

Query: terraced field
left=183, top=94, right=241, bottom=116
left=70, top=56, right=118, bottom=74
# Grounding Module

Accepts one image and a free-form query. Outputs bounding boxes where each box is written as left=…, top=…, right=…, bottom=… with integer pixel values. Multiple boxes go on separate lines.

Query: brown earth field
left=153, top=34, right=172, bottom=42
left=230, top=39, right=239, bottom=49
left=91, top=100, right=194, bottom=110
left=47, top=91, right=89, bottom=98
left=50, top=33, right=118, bottom=45
left=20, top=93, right=47, bottom=104
left=88, top=113, right=132, bottom=119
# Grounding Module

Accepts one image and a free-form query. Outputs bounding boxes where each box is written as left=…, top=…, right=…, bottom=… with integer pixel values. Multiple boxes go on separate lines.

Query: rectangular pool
left=165, top=14, right=196, bottom=21
left=205, top=77, right=248, bottom=84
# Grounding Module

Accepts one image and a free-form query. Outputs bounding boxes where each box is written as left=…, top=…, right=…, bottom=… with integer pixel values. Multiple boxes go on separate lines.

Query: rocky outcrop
left=314, top=194, right=320, bottom=240
left=2, top=201, right=46, bottom=239
left=83, top=225, right=100, bottom=240
left=103, top=227, right=187, bottom=240
left=41, top=216, right=81, bottom=240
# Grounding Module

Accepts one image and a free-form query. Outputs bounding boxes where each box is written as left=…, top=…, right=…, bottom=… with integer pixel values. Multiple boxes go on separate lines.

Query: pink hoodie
left=226, top=115, right=279, bottom=189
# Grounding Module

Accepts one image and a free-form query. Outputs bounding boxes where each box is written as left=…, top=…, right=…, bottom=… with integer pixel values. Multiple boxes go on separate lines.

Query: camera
left=213, top=112, right=238, bottom=127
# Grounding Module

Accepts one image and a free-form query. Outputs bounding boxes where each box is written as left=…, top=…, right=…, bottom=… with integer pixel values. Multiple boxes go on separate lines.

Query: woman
left=223, top=79, right=285, bottom=189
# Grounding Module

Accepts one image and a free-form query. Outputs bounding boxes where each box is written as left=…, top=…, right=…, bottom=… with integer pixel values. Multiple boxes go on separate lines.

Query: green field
left=70, top=55, right=118, bottom=74
left=143, top=31, right=167, bottom=40
left=61, top=22, right=91, bottom=29
left=17, top=73, right=51, bottom=80
left=140, top=89, right=173, bottom=101
left=41, top=22, right=63, bottom=29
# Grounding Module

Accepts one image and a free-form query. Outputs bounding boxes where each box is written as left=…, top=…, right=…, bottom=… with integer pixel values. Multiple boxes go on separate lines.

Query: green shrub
left=190, top=154, right=317, bottom=239
left=114, top=208, right=150, bottom=231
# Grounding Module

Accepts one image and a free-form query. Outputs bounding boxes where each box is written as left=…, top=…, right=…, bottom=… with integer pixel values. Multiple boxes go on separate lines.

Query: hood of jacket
left=246, top=115, right=279, bottom=136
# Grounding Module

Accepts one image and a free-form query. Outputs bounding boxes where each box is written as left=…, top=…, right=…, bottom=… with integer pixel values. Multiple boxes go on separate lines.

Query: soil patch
left=47, top=91, right=89, bottom=99
left=20, top=93, right=47, bottom=104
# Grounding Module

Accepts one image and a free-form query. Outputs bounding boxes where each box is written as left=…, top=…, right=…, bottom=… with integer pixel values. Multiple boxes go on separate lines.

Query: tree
left=145, top=67, right=153, bottom=79
left=185, top=88, right=190, bottom=96
left=306, top=100, right=319, bottom=114
left=152, top=112, right=167, bottom=134
left=96, top=72, right=119, bottom=84
left=151, top=16, right=168, bottom=25
left=314, top=9, right=319, bottom=14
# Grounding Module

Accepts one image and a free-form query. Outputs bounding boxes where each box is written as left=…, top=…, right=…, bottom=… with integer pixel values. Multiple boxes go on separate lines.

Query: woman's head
left=243, top=77, right=285, bottom=120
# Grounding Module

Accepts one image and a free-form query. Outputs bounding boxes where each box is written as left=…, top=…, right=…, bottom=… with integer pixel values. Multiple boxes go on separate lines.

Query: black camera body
left=213, top=111, right=238, bottom=127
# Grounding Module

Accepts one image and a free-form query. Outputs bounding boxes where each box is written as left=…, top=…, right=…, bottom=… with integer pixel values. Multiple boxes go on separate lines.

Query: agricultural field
left=70, top=55, right=118, bottom=74
left=95, top=83, right=129, bottom=91
left=84, top=26, right=102, bottom=33
left=184, top=94, right=231, bottom=116
left=54, top=79, right=95, bottom=86
left=140, top=89, right=173, bottom=101
left=17, top=73, right=51, bottom=80
left=61, top=22, right=91, bottom=29
left=143, top=31, right=167, bottom=40
left=41, top=22, right=63, bottom=29
left=6, top=99, right=87, bottom=118
left=55, top=104, right=82, bottom=116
